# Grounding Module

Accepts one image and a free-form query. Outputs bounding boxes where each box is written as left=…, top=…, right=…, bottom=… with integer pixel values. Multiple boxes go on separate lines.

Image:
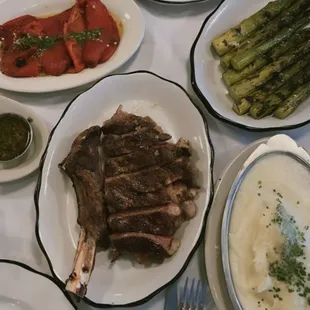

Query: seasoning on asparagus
left=250, top=65, right=310, bottom=119
left=219, top=0, right=310, bottom=69
left=211, top=0, right=296, bottom=56
left=223, top=28, right=310, bottom=87
left=230, top=14, right=310, bottom=71
left=232, top=58, right=310, bottom=115
left=228, top=41, right=310, bottom=101
left=274, top=81, right=310, bottom=119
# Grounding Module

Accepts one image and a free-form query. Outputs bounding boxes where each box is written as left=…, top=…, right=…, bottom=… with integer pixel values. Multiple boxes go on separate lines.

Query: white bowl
left=0, top=0, right=145, bottom=93
left=35, top=71, right=214, bottom=307
left=190, top=0, right=310, bottom=131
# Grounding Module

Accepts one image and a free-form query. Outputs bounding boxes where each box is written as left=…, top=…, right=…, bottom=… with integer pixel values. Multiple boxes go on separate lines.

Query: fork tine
left=187, top=278, right=195, bottom=307
left=180, top=277, right=188, bottom=309
left=199, top=282, right=207, bottom=308
left=194, top=280, right=201, bottom=308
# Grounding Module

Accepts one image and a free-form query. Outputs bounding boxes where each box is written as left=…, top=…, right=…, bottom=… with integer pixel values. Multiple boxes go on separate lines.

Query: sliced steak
left=59, top=126, right=108, bottom=297
left=107, top=182, right=197, bottom=213
left=106, top=157, right=197, bottom=196
left=105, top=138, right=190, bottom=177
left=110, top=233, right=180, bottom=260
left=102, top=126, right=171, bottom=157
left=181, top=200, right=197, bottom=219
left=102, top=105, right=157, bottom=135
left=108, top=203, right=185, bottom=236
left=59, top=126, right=108, bottom=248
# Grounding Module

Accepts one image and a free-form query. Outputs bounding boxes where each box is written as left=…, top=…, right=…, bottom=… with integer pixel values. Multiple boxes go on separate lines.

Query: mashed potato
left=230, top=153, right=310, bottom=310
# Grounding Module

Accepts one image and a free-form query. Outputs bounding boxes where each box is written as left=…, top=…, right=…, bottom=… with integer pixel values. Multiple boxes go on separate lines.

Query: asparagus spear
left=211, top=0, right=295, bottom=56
left=223, top=29, right=310, bottom=87
left=232, top=58, right=310, bottom=115
left=230, top=14, right=310, bottom=70
left=228, top=41, right=310, bottom=101
left=249, top=66, right=310, bottom=119
left=274, top=81, right=310, bottom=119
left=220, top=0, right=310, bottom=69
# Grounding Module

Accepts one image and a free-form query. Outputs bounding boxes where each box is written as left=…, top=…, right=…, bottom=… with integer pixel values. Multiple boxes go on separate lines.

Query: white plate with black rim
left=190, top=0, right=310, bottom=131
left=0, top=0, right=144, bottom=93
left=148, top=0, right=209, bottom=5
left=0, top=259, right=76, bottom=310
left=204, top=138, right=268, bottom=310
left=34, top=71, right=214, bottom=307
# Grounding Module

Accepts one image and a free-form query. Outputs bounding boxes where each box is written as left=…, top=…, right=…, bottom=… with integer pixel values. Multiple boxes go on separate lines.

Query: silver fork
left=179, top=277, right=207, bottom=310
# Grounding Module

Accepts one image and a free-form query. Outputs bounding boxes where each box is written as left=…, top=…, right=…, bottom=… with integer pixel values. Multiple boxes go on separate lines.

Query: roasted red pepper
left=64, top=4, right=86, bottom=73
left=0, top=0, right=120, bottom=78
left=83, top=0, right=120, bottom=68
left=1, top=47, right=40, bottom=77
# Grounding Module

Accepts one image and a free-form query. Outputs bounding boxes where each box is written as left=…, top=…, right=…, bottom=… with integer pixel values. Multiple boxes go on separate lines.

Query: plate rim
left=189, top=0, right=310, bottom=132
left=0, top=0, right=145, bottom=93
left=34, top=70, right=215, bottom=308
left=0, top=259, right=77, bottom=309
left=148, top=0, right=208, bottom=4
left=203, top=138, right=269, bottom=310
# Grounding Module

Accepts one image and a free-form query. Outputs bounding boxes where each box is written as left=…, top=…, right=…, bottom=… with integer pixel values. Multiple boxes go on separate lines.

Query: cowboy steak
left=62, top=105, right=199, bottom=298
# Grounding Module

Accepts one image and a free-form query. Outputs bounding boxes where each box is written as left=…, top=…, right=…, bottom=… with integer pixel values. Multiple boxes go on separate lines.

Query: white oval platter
left=35, top=71, right=214, bottom=307
left=190, top=0, right=310, bottom=131
left=0, top=0, right=145, bottom=93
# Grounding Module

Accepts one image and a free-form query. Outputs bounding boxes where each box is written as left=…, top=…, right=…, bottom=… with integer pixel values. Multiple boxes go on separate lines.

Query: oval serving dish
left=35, top=71, right=214, bottom=307
left=222, top=134, right=310, bottom=310
left=0, top=113, right=33, bottom=169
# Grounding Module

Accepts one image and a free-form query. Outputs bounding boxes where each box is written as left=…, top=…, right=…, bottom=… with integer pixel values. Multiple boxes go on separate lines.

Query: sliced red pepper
left=38, top=8, right=72, bottom=36
left=38, top=7, right=73, bottom=76
left=1, top=47, right=40, bottom=77
left=41, top=41, right=72, bottom=76
left=64, top=4, right=86, bottom=73
left=0, top=15, right=37, bottom=50
left=83, top=0, right=120, bottom=68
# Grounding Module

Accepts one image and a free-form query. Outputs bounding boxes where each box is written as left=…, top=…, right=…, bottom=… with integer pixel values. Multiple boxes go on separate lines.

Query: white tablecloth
left=2, top=0, right=310, bottom=309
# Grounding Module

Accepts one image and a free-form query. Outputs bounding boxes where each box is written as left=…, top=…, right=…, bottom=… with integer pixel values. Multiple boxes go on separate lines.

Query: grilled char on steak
left=105, top=138, right=190, bottom=177
left=108, top=203, right=185, bottom=236
left=102, top=126, right=172, bottom=157
left=105, top=157, right=197, bottom=196
left=103, top=107, right=199, bottom=264
left=106, top=182, right=198, bottom=213
left=59, top=126, right=107, bottom=297
left=110, top=233, right=180, bottom=261
left=102, top=105, right=157, bottom=135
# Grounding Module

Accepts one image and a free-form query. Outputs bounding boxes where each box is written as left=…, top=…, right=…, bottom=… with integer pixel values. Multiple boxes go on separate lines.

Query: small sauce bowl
left=0, top=113, right=33, bottom=169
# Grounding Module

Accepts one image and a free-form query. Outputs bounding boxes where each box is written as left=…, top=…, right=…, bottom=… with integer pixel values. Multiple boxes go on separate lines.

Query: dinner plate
left=190, top=0, right=310, bottom=131
left=148, top=0, right=208, bottom=4
left=204, top=138, right=268, bottom=310
left=0, top=96, right=49, bottom=183
left=0, top=260, right=76, bottom=310
left=0, top=0, right=144, bottom=93
left=35, top=71, right=214, bottom=307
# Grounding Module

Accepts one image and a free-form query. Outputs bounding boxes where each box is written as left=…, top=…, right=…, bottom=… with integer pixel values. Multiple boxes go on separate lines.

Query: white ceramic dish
left=35, top=71, right=214, bottom=307
left=190, top=0, right=310, bottom=131
left=0, top=96, right=49, bottom=183
left=0, top=260, right=76, bottom=310
left=222, top=135, right=310, bottom=310
left=0, top=0, right=144, bottom=93
left=148, top=0, right=208, bottom=4
left=204, top=137, right=268, bottom=310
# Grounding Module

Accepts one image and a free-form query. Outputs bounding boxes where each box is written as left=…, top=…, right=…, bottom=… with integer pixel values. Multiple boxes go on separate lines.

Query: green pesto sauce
left=0, top=113, right=31, bottom=161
